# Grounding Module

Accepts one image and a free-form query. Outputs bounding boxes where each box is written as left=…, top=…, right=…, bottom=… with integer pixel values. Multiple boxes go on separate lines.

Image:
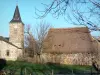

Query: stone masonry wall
left=41, top=53, right=96, bottom=65
left=9, top=23, right=24, bottom=48
left=0, top=40, right=18, bottom=60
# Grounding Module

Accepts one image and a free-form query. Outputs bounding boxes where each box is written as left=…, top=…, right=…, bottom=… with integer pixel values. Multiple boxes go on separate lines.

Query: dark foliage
left=92, top=61, right=100, bottom=72
left=0, top=59, right=7, bottom=71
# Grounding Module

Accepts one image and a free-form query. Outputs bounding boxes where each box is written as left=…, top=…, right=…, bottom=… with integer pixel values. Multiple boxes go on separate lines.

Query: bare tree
left=35, top=0, right=100, bottom=31
left=24, top=25, right=36, bottom=57
left=35, top=21, right=51, bottom=55
left=24, top=22, right=51, bottom=63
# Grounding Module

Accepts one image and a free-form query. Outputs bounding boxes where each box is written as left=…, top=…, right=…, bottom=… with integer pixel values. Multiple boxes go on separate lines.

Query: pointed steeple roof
left=10, top=5, right=23, bottom=23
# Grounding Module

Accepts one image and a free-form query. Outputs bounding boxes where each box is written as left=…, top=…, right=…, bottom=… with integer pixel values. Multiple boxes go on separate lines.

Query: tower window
left=6, top=50, right=10, bottom=56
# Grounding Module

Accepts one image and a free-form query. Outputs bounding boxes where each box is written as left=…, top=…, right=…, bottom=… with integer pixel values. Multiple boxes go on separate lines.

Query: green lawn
left=3, top=61, right=96, bottom=75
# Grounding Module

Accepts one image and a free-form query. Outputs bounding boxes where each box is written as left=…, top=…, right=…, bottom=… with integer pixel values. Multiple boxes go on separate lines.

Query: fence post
left=25, top=68, right=26, bottom=75
left=72, top=69, right=74, bottom=75
left=51, top=69, right=54, bottom=75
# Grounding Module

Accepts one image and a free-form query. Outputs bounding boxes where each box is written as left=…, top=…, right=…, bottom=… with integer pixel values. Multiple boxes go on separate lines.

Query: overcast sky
left=0, top=0, right=99, bottom=37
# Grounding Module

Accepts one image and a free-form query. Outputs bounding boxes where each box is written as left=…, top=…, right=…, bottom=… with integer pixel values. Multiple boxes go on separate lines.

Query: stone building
left=0, top=5, right=24, bottom=60
left=42, top=27, right=100, bottom=65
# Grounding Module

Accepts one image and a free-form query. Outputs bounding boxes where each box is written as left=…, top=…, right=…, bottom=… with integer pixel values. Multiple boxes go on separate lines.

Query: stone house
left=0, top=36, right=22, bottom=60
left=42, top=27, right=100, bottom=65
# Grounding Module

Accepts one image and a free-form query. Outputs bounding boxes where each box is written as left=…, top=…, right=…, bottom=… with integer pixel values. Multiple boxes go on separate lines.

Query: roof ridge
left=50, top=27, right=88, bottom=30
left=48, top=27, right=89, bottom=33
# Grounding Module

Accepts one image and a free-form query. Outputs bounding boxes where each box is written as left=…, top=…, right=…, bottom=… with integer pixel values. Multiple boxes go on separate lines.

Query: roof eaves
left=0, top=36, right=21, bottom=49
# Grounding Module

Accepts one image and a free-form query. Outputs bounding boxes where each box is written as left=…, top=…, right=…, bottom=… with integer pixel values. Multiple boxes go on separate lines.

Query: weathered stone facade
left=9, top=22, right=24, bottom=48
left=41, top=53, right=97, bottom=65
left=0, top=37, right=22, bottom=60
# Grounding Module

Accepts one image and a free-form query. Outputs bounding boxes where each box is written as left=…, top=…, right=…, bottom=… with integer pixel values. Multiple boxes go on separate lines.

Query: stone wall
left=41, top=53, right=96, bottom=65
left=0, top=40, right=20, bottom=60
left=9, top=23, right=24, bottom=48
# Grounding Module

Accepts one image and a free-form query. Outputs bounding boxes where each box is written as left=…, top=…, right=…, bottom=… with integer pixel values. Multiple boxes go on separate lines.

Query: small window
left=6, top=50, right=10, bottom=56
left=59, top=45, right=61, bottom=46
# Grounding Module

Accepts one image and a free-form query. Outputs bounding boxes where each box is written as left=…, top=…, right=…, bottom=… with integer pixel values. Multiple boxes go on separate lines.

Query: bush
left=0, top=59, right=7, bottom=71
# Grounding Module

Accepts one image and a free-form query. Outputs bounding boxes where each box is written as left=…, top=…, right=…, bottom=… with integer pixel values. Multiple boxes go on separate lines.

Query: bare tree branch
left=36, top=0, right=100, bottom=31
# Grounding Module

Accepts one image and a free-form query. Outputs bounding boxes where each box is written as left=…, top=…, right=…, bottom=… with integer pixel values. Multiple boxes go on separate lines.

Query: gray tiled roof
left=10, top=5, right=23, bottom=23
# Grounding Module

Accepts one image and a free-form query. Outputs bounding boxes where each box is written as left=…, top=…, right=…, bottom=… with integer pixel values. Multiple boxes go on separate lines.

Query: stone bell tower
left=9, top=5, right=24, bottom=49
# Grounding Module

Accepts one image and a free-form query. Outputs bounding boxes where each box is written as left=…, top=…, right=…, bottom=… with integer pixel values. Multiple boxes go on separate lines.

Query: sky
left=0, top=0, right=99, bottom=37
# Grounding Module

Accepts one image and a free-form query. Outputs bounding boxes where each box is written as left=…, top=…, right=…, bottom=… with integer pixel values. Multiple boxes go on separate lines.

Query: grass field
left=3, top=61, right=96, bottom=75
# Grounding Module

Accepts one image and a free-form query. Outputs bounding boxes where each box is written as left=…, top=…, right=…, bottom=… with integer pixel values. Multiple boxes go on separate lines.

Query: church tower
left=9, top=5, right=24, bottom=49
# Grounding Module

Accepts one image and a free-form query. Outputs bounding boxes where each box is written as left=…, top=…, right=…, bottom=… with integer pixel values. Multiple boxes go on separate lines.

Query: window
left=6, top=50, right=10, bottom=56
left=59, top=45, right=61, bottom=46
